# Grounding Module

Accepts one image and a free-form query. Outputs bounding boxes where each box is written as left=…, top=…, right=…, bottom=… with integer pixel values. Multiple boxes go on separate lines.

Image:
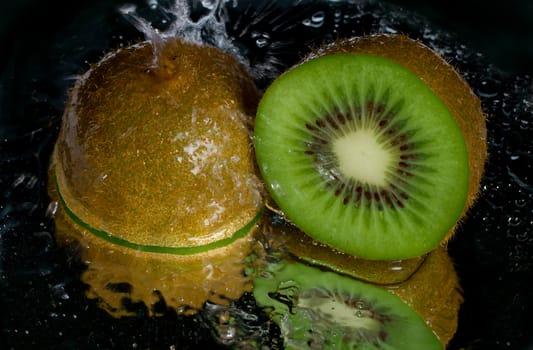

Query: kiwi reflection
left=48, top=38, right=263, bottom=316
left=256, top=210, right=463, bottom=347
left=51, top=200, right=260, bottom=316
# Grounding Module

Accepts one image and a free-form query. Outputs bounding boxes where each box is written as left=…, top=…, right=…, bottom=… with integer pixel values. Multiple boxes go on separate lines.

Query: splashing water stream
left=118, top=0, right=243, bottom=68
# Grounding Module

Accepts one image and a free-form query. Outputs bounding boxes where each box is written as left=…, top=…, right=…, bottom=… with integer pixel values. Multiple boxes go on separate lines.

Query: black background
left=1, top=0, right=532, bottom=349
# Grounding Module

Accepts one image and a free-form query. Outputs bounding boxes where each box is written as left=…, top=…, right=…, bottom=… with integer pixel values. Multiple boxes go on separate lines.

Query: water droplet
left=259, top=271, right=274, bottom=279
left=303, top=11, right=326, bottom=28
left=507, top=216, right=521, bottom=227
left=12, top=174, right=25, bottom=187
left=515, top=231, right=530, bottom=243
left=251, top=31, right=270, bottom=48
left=119, top=4, right=137, bottom=16
left=383, top=26, right=398, bottom=34
left=519, top=118, right=530, bottom=130
left=514, top=198, right=526, bottom=207
left=355, top=300, right=366, bottom=310
left=201, top=0, right=218, bottom=10
left=476, top=78, right=500, bottom=98
left=148, top=0, right=158, bottom=10
left=255, top=37, right=269, bottom=48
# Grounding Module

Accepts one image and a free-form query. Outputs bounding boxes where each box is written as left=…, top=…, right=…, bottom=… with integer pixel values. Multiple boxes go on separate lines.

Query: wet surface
left=1, top=0, right=532, bottom=348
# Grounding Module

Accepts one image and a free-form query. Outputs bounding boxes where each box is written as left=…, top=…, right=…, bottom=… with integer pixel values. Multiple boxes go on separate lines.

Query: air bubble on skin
left=183, top=137, right=219, bottom=175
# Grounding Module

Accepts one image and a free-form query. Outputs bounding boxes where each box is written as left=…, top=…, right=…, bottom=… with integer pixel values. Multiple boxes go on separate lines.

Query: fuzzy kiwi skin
left=48, top=38, right=263, bottom=315
left=384, top=245, right=463, bottom=347
left=309, top=33, right=487, bottom=241
left=52, top=39, right=262, bottom=250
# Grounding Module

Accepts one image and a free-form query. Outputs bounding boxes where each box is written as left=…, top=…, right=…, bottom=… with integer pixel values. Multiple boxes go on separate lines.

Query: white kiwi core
left=332, top=130, right=393, bottom=187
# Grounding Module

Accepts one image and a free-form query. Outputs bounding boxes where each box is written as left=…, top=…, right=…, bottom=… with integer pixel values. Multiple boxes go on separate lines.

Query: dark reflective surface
left=1, top=0, right=532, bottom=349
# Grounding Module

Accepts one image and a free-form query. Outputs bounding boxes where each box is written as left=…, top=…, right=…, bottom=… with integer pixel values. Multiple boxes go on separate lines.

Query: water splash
left=118, top=0, right=241, bottom=66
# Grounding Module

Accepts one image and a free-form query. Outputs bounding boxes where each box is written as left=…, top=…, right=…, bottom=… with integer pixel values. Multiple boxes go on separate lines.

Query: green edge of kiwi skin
left=54, top=174, right=263, bottom=255
left=253, top=260, right=442, bottom=350
left=254, top=53, right=469, bottom=260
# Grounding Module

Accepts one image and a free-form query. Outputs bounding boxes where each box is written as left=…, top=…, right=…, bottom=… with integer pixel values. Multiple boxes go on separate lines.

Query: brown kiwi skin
left=52, top=39, right=263, bottom=249
left=307, top=33, right=488, bottom=243
left=260, top=206, right=427, bottom=285
left=383, top=245, right=463, bottom=347
left=48, top=38, right=264, bottom=316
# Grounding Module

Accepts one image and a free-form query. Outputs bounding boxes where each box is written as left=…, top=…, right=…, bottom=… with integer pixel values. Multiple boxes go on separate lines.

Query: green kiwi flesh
left=254, top=53, right=469, bottom=260
left=253, top=260, right=442, bottom=349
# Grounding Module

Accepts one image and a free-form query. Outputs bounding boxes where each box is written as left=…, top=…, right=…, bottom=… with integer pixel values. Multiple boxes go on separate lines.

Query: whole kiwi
left=48, top=38, right=263, bottom=315
left=254, top=34, right=487, bottom=260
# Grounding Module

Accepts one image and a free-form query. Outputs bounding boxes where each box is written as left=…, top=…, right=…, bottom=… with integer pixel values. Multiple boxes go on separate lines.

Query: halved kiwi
left=49, top=38, right=263, bottom=315
left=255, top=51, right=470, bottom=260
left=253, top=260, right=442, bottom=349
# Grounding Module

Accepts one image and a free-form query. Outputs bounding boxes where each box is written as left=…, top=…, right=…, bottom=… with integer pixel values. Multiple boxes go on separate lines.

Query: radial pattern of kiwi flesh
left=305, top=100, right=422, bottom=209
left=254, top=53, right=469, bottom=259
left=253, top=261, right=441, bottom=349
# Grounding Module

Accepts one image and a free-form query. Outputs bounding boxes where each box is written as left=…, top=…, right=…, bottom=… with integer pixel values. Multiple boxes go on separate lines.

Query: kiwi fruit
left=259, top=209, right=426, bottom=285
left=253, top=259, right=442, bottom=349
left=254, top=34, right=487, bottom=260
left=48, top=38, right=263, bottom=315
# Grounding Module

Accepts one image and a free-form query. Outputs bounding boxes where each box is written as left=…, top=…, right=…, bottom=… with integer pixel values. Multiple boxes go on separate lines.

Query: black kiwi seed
left=302, top=100, right=421, bottom=211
